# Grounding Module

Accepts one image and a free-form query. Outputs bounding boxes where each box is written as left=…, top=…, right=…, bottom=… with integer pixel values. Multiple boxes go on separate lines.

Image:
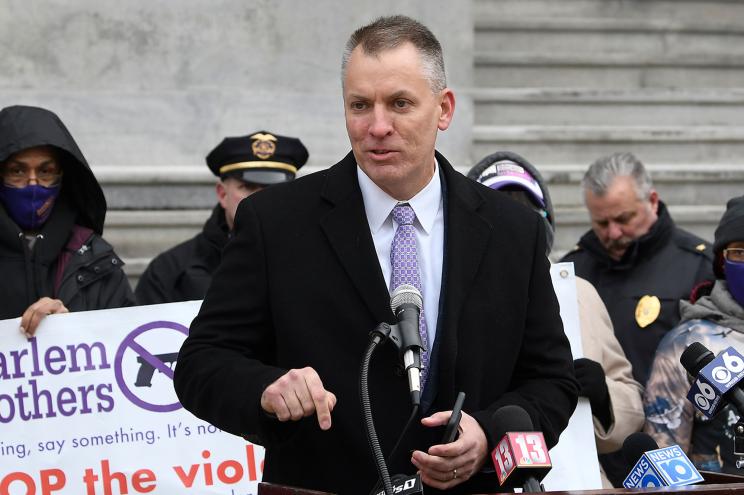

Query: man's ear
left=437, top=88, right=456, bottom=131
left=216, top=181, right=228, bottom=209
left=648, top=189, right=660, bottom=215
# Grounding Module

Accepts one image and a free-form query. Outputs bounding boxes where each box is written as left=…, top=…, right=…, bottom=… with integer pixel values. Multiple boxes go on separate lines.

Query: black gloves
left=574, top=357, right=612, bottom=430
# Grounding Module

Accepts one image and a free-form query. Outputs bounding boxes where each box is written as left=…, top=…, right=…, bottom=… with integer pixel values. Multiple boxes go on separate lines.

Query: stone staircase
left=108, top=0, right=744, bottom=286
left=472, top=0, right=744, bottom=258
left=97, top=166, right=215, bottom=287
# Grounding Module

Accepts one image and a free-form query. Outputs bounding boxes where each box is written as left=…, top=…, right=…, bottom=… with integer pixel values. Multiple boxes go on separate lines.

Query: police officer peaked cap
left=206, top=131, right=309, bottom=185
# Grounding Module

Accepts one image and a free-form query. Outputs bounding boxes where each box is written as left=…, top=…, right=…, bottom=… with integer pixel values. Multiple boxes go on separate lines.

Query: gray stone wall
left=0, top=1, right=474, bottom=181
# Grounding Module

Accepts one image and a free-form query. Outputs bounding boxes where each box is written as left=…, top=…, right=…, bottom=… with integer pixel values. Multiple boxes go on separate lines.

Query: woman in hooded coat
left=0, top=105, right=134, bottom=335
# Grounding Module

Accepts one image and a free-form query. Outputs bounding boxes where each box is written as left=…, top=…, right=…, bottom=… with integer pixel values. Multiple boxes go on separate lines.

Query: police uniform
left=135, top=131, right=308, bottom=304
left=561, top=201, right=713, bottom=387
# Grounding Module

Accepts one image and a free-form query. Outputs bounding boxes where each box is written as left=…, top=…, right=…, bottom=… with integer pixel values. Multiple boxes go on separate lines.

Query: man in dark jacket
left=175, top=16, right=577, bottom=495
left=561, top=152, right=713, bottom=387
left=135, top=131, right=308, bottom=304
left=0, top=105, right=134, bottom=335
left=560, top=152, right=712, bottom=486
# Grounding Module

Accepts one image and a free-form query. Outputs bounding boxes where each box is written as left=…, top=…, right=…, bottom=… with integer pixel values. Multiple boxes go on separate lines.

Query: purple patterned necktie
left=390, top=204, right=429, bottom=386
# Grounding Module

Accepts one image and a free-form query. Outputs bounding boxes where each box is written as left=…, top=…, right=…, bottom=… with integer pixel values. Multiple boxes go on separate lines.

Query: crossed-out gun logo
left=134, top=352, right=179, bottom=388
left=114, top=321, right=188, bottom=413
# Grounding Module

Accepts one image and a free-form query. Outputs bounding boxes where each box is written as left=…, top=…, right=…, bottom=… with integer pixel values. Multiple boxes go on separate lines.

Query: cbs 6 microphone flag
left=682, top=344, right=744, bottom=418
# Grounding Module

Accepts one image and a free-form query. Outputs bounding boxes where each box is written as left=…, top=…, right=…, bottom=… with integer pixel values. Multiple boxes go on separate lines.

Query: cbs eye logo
left=692, top=348, right=744, bottom=414
left=693, top=379, right=718, bottom=412
left=710, top=351, right=744, bottom=385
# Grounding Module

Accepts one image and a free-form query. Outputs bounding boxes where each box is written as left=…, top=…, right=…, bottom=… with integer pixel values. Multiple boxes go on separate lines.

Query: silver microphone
left=390, top=284, right=426, bottom=404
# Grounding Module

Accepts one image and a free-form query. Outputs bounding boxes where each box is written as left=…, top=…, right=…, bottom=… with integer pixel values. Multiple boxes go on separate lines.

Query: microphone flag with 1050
left=621, top=432, right=703, bottom=488
left=390, top=284, right=425, bottom=406
left=681, top=342, right=744, bottom=419
left=372, top=474, right=423, bottom=495
left=489, top=405, right=551, bottom=492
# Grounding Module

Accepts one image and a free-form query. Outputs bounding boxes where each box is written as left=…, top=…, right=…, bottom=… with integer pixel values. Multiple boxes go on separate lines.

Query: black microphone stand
left=360, top=322, right=397, bottom=495
left=522, top=477, right=544, bottom=493
left=362, top=320, right=427, bottom=495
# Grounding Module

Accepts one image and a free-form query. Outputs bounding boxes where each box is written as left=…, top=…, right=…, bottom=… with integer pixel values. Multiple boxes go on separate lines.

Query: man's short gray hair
left=341, top=15, right=447, bottom=93
left=582, top=152, right=654, bottom=200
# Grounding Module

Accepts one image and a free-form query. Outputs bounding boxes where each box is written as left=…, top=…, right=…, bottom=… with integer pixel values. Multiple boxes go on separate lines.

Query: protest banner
left=0, top=301, right=264, bottom=495
left=544, top=262, right=602, bottom=490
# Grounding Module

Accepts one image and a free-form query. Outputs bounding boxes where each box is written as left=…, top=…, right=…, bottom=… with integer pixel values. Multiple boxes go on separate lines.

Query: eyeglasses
left=1, top=167, right=62, bottom=188
left=723, top=248, right=744, bottom=263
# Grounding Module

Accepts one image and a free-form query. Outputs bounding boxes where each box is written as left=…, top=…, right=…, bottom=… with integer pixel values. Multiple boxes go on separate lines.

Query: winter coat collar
left=680, top=280, right=744, bottom=334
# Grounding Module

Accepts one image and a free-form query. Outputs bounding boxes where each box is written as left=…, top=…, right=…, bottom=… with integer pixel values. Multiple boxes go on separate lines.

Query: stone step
left=116, top=205, right=725, bottom=286
left=0, top=90, right=470, bottom=180
left=122, top=258, right=150, bottom=289
left=0, top=90, right=348, bottom=175
left=472, top=125, right=744, bottom=165
left=94, top=164, right=330, bottom=209
left=475, top=0, right=744, bottom=24
left=475, top=52, right=744, bottom=88
left=460, top=162, right=744, bottom=213
left=472, top=88, right=744, bottom=126
left=533, top=165, right=744, bottom=210
left=476, top=17, right=744, bottom=57
left=99, top=162, right=744, bottom=225
left=104, top=209, right=209, bottom=259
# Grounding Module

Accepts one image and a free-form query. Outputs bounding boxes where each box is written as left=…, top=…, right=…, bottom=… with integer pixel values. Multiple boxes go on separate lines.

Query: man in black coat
left=175, top=15, right=578, bottom=495
left=135, top=132, right=308, bottom=304
left=560, top=152, right=713, bottom=387
left=560, top=152, right=713, bottom=487
left=0, top=105, right=134, bottom=335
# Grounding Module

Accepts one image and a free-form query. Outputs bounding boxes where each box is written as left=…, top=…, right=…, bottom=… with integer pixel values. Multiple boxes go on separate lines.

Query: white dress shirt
left=356, top=162, right=444, bottom=348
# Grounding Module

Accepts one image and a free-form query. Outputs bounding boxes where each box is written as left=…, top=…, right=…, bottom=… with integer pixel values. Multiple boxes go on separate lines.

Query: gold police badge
left=250, top=133, right=277, bottom=160
left=635, top=295, right=661, bottom=328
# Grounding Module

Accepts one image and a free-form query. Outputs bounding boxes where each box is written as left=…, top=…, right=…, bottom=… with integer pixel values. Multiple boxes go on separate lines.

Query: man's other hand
left=260, top=367, right=337, bottom=430
left=411, top=410, right=488, bottom=490
left=20, top=297, right=69, bottom=337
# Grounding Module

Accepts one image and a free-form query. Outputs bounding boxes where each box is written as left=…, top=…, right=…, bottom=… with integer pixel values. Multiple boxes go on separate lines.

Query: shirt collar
left=357, top=160, right=442, bottom=234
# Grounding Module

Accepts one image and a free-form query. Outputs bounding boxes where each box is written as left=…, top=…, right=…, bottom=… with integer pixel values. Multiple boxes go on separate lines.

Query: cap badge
left=635, top=295, right=661, bottom=328
left=250, top=133, right=277, bottom=160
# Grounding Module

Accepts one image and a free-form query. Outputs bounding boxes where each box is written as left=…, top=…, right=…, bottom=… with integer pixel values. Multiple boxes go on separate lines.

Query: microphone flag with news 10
left=491, top=432, right=551, bottom=486
left=622, top=445, right=703, bottom=488
left=686, top=345, right=744, bottom=418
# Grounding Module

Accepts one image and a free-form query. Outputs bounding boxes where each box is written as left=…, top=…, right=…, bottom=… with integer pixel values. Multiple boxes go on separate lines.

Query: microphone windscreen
left=622, top=432, right=659, bottom=467
left=490, top=405, right=534, bottom=444
left=390, top=284, right=423, bottom=312
left=680, top=342, right=714, bottom=376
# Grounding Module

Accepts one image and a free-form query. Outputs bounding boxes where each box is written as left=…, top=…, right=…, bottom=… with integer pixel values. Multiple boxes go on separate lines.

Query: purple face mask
left=725, top=259, right=744, bottom=308
left=0, top=183, right=61, bottom=230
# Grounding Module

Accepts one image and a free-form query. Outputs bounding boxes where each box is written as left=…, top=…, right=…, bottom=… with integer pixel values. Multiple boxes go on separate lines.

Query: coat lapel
left=319, top=153, right=392, bottom=325
left=318, top=151, right=494, bottom=399
left=435, top=153, right=493, bottom=399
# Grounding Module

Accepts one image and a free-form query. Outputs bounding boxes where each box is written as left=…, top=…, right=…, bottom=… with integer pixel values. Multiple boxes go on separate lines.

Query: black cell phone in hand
left=442, top=391, right=466, bottom=443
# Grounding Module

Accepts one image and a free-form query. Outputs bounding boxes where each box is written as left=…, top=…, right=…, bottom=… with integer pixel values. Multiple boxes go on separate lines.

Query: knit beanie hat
left=467, top=151, right=554, bottom=254
left=713, top=195, right=744, bottom=278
